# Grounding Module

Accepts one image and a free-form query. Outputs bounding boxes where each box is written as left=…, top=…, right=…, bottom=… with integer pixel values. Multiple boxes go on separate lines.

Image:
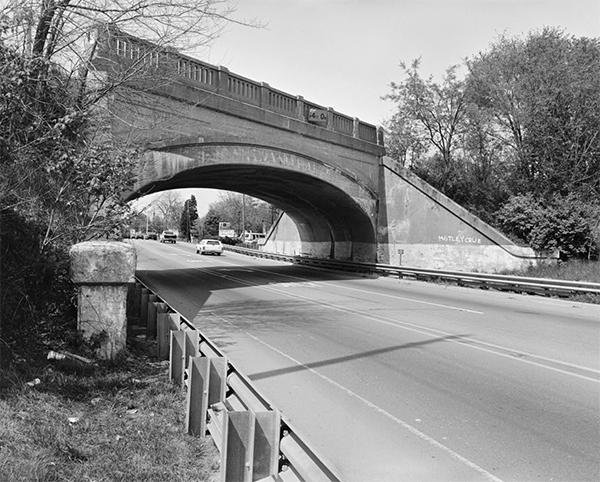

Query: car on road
left=160, top=230, right=177, bottom=243
left=196, top=239, right=223, bottom=255
left=144, top=231, right=158, bottom=240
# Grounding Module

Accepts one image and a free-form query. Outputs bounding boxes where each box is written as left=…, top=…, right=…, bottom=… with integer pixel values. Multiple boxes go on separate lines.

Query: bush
left=0, top=209, right=78, bottom=369
left=496, top=194, right=599, bottom=260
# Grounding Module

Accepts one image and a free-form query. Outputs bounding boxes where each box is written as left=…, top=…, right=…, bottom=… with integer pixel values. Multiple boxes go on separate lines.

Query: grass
left=510, top=258, right=600, bottom=283
left=502, top=259, right=600, bottom=304
left=0, top=334, right=219, bottom=482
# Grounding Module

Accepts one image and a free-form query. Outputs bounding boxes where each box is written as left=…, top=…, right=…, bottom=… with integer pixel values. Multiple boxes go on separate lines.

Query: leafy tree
left=0, top=1, right=247, bottom=368
left=201, top=209, right=220, bottom=238
left=496, top=194, right=599, bottom=259
left=466, top=28, right=600, bottom=199
left=179, top=195, right=198, bottom=242
left=384, top=60, right=468, bottom=195
left=385, top=28, right=600, bottom=258
left=207, top=192, right=276, bottom=236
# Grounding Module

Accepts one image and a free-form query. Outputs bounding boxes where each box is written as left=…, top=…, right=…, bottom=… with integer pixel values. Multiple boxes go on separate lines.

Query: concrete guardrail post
left=69, top=241, right=136, bottom=360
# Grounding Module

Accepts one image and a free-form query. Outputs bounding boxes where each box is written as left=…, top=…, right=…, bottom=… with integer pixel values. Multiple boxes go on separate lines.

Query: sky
left=131, top=0, right=600, bottom=215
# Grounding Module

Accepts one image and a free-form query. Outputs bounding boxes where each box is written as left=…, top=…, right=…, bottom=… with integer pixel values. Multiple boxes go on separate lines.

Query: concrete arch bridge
left=96, top=28, right=542, bottom=272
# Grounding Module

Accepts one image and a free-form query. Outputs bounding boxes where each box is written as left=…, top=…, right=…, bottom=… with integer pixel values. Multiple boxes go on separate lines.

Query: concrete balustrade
left=98, top=26, right=380, bottom=145
left=69, top=241, right=136, bottom=359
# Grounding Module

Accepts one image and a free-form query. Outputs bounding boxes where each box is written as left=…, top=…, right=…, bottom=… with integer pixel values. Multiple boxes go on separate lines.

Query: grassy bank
left=0, top=335, right=219, bottom=482
left=502, top=259, right=600, bottom=304
left=516, top=259, right=600, bottom=283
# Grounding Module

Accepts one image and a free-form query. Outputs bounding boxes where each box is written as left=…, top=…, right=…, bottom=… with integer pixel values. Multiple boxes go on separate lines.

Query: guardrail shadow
left=249, top=334, right=469, bottom=382
left=136, top=260, right=370, bottom=314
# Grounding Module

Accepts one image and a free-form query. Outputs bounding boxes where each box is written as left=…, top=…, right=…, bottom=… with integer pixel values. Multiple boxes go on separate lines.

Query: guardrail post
left=209, top=357, right=228, bottom=406
left=147, top=294, right=158, bottom=338
left=170, top=330, right=186, bottom=386
left=126, top=282, right=141, bottom=324
left=157, top=311, right=178, bottom=359
left=148, top=300, right=168, bottom=339
left=185, top=328, right=200, bottom=365
left=222, top=411, right=256, bottom=482
left=253, top=411, right=281, bottom=480
left=186, top=356, right=210, bottom=436
left=140, top=288, right=149, bottom=327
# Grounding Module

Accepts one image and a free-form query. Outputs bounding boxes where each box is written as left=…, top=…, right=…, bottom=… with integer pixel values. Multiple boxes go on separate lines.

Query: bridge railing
left=131, top=277, right=342, bottom=482
left=223, top=246, right=600, bottom=298
left=99, top=27, right=381, bottom=145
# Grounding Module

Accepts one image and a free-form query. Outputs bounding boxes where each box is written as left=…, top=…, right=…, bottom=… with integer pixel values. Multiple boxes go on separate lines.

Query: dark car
left=144, top=231, right=158, bottom=240
left=160, top=230, right=177, bottom=243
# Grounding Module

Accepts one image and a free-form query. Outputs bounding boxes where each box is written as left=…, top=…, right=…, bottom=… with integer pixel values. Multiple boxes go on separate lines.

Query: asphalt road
left=133, top=240, right=600, bottom=482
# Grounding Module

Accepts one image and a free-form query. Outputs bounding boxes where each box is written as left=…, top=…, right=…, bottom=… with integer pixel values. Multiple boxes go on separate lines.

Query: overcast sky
left=135, top=0, right=600, bottom=215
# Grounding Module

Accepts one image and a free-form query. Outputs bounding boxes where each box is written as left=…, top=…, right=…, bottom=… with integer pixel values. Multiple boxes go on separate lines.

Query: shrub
left=496, top=194, right=599, bottom=259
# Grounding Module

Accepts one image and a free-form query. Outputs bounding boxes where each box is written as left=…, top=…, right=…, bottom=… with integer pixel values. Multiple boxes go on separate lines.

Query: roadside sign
left=219, top=229, right=236, bottom=238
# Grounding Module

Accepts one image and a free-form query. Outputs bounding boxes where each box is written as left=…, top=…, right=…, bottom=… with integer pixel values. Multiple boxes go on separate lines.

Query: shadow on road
left=248, top=334, right=470, bottom=381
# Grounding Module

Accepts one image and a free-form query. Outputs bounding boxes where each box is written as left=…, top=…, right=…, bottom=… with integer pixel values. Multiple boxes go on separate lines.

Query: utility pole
left=241, top=194, right=246, bottom=244
left=187, top=205, right=190, bottom=242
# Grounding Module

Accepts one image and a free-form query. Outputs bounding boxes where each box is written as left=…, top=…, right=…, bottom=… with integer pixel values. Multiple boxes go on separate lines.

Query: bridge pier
left=70, top=241, right=137, bottom=359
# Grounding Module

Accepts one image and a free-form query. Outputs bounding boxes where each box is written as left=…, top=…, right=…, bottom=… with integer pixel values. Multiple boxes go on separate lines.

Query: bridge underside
left=127, top=146, right=378, bottom=262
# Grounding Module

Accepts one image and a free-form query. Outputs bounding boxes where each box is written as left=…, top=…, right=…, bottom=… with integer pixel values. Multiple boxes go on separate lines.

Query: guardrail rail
left=223, top=245, right=600, bottom=298
left=129, top=279, right=342, bottom=482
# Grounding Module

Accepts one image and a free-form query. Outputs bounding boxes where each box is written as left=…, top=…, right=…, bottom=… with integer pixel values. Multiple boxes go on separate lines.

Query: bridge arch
left=126, top=142, right=379, bottom=261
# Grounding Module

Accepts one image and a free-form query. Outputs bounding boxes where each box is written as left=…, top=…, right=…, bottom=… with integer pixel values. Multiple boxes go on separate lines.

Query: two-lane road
left=133, top=240, right=600, bottom=482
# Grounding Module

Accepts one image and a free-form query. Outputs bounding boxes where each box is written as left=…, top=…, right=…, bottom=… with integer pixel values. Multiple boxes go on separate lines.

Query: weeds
left=517, top=259, right=600, bottom=283
left=502, top=259, right=600, bottom=304
left=0, top=336, right=219, bottom=482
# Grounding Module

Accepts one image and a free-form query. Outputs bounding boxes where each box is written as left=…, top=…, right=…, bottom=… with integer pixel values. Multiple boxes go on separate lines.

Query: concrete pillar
left=70, top=241, right=136, bottom=359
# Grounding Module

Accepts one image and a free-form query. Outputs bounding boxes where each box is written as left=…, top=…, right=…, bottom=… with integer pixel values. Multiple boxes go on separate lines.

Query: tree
left=206, top=192, right=276, bottom=236
left=385, top=28, right=600, bottom=257
left=151, top=190, right=183, bottom=230
left=179, top=195, right=198, bottom=242
left=0, top=1, right=248, bottom=367
left=1, top=0, right=238, bottom=62
left=0, top=34, right=136, bottom=250
left=384, top=60, right=469, bottom=195
left=496, top=194, right=599, bottom=259
left=201, top=209, right=220, bottom=238
left=466, top=28, right=600, bottom=199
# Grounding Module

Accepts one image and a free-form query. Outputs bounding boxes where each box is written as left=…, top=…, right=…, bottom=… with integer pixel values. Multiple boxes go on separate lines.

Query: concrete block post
left=296, top=95, right=305, bottom=120
left=70, top=241, right=136, bottom=360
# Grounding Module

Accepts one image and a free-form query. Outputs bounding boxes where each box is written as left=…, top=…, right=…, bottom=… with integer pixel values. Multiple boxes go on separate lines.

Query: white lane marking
left=148, top=249, right=597, bottom=379
left=326, top=281, right=484, bottom=314
left=231, top=264, right=483, bottom=314
left=236, top=327, right=505, bottom=482
left=201, top=267, right=600, bottom=381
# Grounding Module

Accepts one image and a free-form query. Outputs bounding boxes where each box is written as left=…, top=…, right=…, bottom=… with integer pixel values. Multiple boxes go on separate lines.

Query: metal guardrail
left=132, top=277, right=342, bottom=482
left=224, top=245, right=600, bottom=298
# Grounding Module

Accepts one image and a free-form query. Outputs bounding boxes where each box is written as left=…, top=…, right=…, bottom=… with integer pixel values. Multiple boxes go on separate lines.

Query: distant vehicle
left=144, top=231, right=158, bottom=240
left=196, top=239, right=223, bottom=255
left=241, top=231, right=266, bottom=247
left=160, top=230, right=177, bottom=243
left=135, top=232, right=144, bottom=239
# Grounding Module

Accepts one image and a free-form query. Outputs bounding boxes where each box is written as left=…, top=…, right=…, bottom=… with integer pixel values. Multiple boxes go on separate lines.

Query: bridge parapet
left=95, top=27, right=382, bottom=146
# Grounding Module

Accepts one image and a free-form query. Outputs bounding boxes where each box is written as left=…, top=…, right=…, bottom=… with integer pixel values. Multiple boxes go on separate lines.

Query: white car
left=196, top=239, right=223, bottom=255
